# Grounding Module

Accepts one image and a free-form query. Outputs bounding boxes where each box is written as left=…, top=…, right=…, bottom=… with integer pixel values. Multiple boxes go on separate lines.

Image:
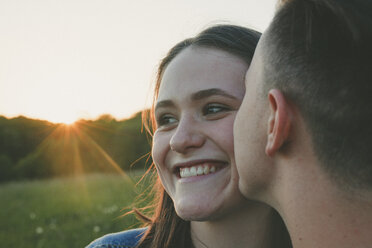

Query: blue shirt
left=86, top=227, right=146, bottom=248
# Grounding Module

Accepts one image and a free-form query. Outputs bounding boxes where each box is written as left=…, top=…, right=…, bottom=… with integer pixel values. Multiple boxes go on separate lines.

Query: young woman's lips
left=173, top=160, right=228, bottom=179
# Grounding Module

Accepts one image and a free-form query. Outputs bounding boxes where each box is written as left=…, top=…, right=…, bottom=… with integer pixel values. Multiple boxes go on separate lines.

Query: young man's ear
left=265, top=89, right=292, bottom=156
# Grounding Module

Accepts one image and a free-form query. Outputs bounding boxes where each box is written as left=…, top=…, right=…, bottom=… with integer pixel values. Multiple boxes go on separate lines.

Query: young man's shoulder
left=86, top=227, right=147, bottom=248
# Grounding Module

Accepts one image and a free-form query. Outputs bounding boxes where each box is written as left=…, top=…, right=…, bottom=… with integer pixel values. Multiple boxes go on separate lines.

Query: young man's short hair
left=263, top=0, right=372, bottom=189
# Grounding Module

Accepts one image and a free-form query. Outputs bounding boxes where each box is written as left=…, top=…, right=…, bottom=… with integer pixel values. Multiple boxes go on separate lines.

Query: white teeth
left=203, top=165, right=210, bottom=174
left=197, top=166, right=204, bottom=175
left=190, top=167, right=197, bottom=176
left=180, top=167, right=190, bottom=178
left=179, top=164, right=219, bottom=178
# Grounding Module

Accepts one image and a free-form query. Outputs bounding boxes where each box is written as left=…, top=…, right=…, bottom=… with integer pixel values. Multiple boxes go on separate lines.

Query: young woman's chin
left=175, top=204, right=223, bottom=221
left=172, top=191, right=246, bottom=222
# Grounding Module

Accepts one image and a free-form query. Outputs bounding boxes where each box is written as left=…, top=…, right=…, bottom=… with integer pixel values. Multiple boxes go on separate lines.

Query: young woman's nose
left=169, top=117, right=205, bottom=154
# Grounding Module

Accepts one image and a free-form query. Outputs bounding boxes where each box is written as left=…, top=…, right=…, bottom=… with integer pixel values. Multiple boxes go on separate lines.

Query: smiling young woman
left=152, top=46, right=248, bottom=222
left=86, top=24, right=292, bottom=248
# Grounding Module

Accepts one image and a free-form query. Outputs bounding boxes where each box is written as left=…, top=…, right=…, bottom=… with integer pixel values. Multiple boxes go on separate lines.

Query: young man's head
left=234, top=0, right=372, bottom=201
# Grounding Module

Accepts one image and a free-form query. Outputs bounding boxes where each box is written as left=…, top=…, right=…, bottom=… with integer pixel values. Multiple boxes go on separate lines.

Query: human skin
left=152, top=46, right=250, bottom=221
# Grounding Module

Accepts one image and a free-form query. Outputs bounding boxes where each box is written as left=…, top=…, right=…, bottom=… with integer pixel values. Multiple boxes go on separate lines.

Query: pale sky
left=0, top=0, right=277, bottom=124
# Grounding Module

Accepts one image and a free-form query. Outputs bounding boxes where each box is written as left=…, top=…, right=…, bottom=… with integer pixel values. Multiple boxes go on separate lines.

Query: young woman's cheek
left=152, top=130, right=172, bottom=172
left=207, top=114, right=236, bottom=155
left=152, top=130, right=176, bottom=196
left=152, top=130, right=163, bottom=168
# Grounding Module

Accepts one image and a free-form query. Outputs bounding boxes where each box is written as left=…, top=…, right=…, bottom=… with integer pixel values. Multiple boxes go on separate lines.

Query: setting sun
left=46, top=112, right=79, bottom=125
left=62, top=119, right=77, bottom=125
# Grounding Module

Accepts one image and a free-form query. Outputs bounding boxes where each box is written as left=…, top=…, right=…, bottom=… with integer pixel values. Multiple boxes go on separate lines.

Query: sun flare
left=53, top=117, right=77, bottom=125
left=62, top=118, right=77, bottom=125
left=46, top=113, right=79, bottom=125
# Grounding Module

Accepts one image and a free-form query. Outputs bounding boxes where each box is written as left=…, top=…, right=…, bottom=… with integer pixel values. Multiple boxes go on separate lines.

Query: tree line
left=0, top=112, right=152, bottom=183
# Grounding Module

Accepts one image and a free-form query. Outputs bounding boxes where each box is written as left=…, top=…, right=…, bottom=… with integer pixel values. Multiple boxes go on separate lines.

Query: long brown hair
left=137, top=24, right=290, bottom=248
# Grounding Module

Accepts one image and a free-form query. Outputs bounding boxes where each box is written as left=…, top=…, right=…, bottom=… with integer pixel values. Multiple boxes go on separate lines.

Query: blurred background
left=0, top=0, right=276, bottom=247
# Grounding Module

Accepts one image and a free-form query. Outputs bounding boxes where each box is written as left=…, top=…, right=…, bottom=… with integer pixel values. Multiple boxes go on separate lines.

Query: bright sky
left=0, top=0, right=277, bottom=124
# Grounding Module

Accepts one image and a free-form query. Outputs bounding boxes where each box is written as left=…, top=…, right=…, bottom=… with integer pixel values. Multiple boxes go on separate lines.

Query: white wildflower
left=93, top=226, right=100, bottom=233
left=36, top=227, right=43, bottom=234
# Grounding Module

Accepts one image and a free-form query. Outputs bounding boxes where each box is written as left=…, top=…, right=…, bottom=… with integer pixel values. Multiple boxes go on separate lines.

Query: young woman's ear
left=265, top=89, right=292, bottom=157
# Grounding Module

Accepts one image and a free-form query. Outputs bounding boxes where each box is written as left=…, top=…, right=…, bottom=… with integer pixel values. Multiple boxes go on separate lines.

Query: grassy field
left=0, top=172, right=153, bottom=248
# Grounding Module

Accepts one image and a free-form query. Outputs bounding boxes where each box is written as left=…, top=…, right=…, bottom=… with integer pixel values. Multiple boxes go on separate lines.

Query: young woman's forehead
left=157, top=47, right=248, bottom=102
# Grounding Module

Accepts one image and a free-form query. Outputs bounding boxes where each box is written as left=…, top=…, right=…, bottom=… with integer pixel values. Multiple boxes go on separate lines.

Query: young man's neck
left=277, top=160, right=372, bottom=248
left=190, top=201, right=276, bottom=248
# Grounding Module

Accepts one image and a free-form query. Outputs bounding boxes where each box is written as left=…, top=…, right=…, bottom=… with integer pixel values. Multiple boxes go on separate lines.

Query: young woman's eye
left=156, top=114, right=177, bottom=127
left=203, top=104, right=230, bottom=115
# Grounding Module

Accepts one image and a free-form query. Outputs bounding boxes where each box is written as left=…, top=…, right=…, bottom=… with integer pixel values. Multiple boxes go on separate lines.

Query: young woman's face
left=152, top=46, right=249, bottom=221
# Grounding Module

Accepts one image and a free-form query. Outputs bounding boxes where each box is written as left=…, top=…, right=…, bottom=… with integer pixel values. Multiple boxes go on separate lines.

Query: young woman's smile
left=174, top=159, right=228, bottom=180
left=152, top=46, right=249, bottom=221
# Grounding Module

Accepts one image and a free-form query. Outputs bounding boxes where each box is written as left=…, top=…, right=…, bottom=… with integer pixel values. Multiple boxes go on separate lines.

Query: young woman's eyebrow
left=155, top=88, right=236, bottom=112
left=155, top=100, right=175, bottom=112
left=191, top=88, right=238, bottom=101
